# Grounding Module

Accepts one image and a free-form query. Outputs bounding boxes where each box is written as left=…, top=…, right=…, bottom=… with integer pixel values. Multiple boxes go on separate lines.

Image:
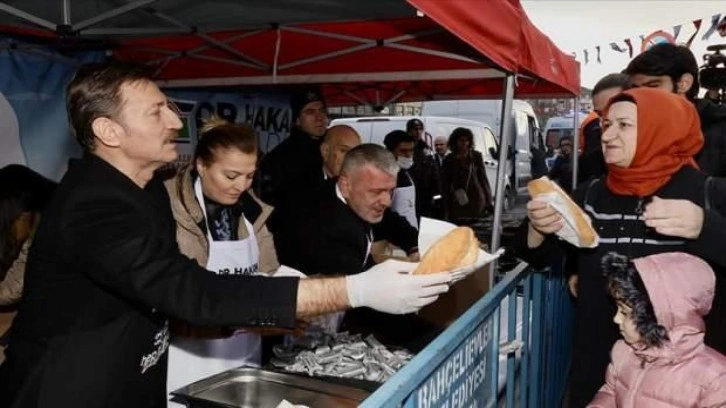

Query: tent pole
left=0, top=2, right=56, bottom=31
left=62, top=0, right=71, bottom=25
left=72, top=0, right=157, bottom=31
left=571, top=97, right=580, bottom=192
left=143, top=10, right=267, bottom=70
left=489, top=73, right=515, bottom=288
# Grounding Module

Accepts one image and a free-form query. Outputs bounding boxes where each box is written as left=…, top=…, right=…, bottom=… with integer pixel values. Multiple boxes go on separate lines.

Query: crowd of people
left=0, top=63, right=475, bottom=407
left=1, top=40, right=726, bottom=408
left=518, top=42, right=726, bottom=407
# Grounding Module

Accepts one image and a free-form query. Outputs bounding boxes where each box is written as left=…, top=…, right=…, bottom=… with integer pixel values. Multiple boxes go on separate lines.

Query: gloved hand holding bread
left=414, top=226, right=504, bottom=283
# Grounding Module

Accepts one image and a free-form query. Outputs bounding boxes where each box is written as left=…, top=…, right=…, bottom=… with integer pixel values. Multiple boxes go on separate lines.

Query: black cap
left=406, top=118, right=424, bottom=131
left=290, top=86, right=326, bottom=120
left=383, top=130, right=416, bottom=151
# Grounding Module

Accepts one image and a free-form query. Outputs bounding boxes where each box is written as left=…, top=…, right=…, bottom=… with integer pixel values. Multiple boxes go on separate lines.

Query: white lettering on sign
left=415, top=321, right=491, bottom=408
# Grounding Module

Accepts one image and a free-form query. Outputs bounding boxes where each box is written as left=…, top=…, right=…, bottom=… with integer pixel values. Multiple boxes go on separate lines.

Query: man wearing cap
left=406, top=118, right=432, bottom=162
left=405, top=118, right=438, bottom=220
left=257, top=87, right=329, bottom=208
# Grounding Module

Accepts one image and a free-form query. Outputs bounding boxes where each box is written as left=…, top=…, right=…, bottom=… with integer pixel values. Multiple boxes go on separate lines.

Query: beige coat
left=164, top=166, right=280, bottom=339
left=164, top=166, right=279, bottom=274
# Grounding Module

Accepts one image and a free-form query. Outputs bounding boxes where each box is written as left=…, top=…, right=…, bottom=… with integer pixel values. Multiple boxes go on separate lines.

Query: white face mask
left=397, top=156, right=414, bottom=170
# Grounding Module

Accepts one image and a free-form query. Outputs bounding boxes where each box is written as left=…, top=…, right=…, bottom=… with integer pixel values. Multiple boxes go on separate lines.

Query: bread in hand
left=527, top=176, right=597, bottom=247
left=414, top=227, right=479, bottom=274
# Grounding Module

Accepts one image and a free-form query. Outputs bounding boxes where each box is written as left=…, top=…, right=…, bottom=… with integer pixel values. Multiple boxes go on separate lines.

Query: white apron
left=391, top=172, right=418, bottom=229
left=167, top=179, right=261, bottom=406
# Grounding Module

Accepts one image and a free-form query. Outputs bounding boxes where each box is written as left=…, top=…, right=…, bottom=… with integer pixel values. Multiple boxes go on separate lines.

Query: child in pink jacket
left=588, top=252, right=726, bottom=407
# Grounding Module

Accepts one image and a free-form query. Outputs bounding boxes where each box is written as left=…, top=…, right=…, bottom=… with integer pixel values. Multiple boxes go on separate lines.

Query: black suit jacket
left=0, top=154, right=298, bottom=408
left=273, top=180, right=438, bottom=351
left=276, top=180, right=372, bottom=276
left=256, top=127, right=323, bottom=207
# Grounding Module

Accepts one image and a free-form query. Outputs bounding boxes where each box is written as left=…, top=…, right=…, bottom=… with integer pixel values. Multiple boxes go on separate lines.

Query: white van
left=543, top=112, right=588, bottom=150
left=420, top=100, right=543, bottom=194
left=330, top=115, right=515, bottom=209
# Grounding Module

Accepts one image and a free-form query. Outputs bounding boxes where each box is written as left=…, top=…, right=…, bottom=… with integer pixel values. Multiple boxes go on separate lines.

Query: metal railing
left=359, top=260, right=574, bottom=407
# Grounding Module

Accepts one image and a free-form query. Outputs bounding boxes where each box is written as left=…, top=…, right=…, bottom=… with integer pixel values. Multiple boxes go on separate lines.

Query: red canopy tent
left=108, top=0, right=579, bottom=104
left=0, top=0, right=579, bottom=261
left=0, top=0, right=579, bottom=103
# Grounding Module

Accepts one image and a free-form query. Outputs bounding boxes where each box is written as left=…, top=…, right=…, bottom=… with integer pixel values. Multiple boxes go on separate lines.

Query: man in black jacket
left=406, top=119, right=439, bottom=219
left=0, top=63, right=453, bottom=407
left=273, top=125, right=419, bottom=263
left=257, top=87, right=329, bottom=207
left=275, top=144, right=434, bottom=348
left=625, top=43, right=726, bottom=177
left=277, top=143, right=419, bottom=275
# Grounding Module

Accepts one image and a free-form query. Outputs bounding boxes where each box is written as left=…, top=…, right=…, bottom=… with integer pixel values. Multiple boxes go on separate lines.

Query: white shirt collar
left=335, top=183, right=347, bottom=204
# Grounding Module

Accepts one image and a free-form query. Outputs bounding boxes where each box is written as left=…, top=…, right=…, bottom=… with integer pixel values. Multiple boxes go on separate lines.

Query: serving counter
left=173, top=260, right=580, bottom=408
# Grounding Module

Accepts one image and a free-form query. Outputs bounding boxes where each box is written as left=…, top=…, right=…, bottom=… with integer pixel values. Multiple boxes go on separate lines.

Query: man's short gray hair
left=340, top=144, right=398, bottom=178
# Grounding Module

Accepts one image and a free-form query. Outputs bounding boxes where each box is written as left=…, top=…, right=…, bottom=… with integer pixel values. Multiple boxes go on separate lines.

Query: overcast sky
left=520, top=1, right=726, bottom=88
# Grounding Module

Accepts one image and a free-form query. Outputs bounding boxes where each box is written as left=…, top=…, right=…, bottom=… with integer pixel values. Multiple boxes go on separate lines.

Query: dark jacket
left=257, top=127, right=323, bottom=208
left=0, top=154, right=298, bottom=408
left=411, top=141, right=439, bottom=219
left=442, top=150, right=493, bottom=220
left=578, top=118, right=607, bottom=182
left=695, top=98, right=726, bottom=177
left=548, top=154, right=574, bottom=194
left=514, top=165, right=726, bottom=408
left=275, top=180, right=418, bottom=276
left=530, top=146, right=549, bottom=179
left=275, top=180, right=373, bottom=276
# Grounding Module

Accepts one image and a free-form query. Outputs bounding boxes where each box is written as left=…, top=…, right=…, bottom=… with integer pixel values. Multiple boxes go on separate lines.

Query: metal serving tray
left=171, top=367, right=371, bottom=408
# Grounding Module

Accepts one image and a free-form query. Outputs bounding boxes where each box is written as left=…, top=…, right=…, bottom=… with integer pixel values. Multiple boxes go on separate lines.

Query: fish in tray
left=271, top=328, right=414, bottom=383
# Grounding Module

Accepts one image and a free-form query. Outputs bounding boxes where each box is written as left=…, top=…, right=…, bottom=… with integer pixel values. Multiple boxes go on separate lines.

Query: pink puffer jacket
left=588, top=252, right=726, bottom=408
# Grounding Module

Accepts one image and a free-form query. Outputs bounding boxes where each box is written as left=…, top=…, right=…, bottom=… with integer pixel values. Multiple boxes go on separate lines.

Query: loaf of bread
left=527, top=176, right=598, bottom=247
left=414, top=227, right=479, bottom=274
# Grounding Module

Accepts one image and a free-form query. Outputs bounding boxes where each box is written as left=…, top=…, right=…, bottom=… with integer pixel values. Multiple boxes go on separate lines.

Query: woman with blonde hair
left=164, top=117, right=280, bottom=403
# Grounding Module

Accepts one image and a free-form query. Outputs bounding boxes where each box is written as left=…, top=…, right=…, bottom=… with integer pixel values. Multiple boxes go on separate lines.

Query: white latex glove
left=346, top=259, right=452, bottom=314
left=273, top=265, right=308, bottom=278
left=449, top=248, right=506, bottom=283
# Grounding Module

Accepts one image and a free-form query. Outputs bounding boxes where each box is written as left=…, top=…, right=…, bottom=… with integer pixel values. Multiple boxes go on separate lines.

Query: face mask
left=397, top=156, right=414, bottom=170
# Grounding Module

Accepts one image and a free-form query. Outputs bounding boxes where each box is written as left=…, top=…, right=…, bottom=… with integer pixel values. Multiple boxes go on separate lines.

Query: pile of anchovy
left=270, top=329, right=414, bottom=383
